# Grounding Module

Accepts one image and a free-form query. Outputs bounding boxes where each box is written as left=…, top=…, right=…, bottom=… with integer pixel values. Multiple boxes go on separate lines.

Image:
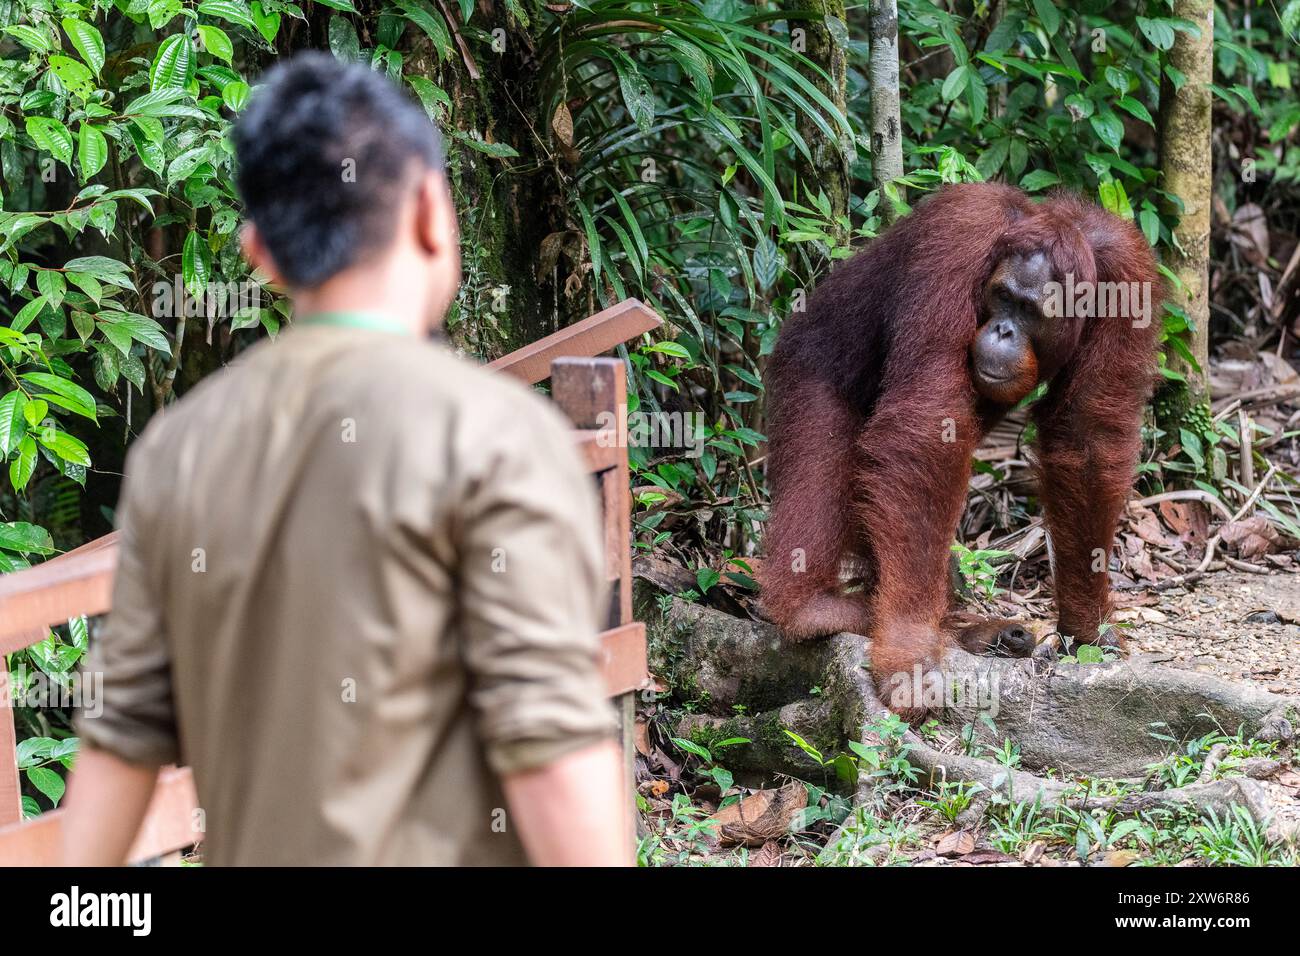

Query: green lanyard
left=296, top=311, right=412, bottom=335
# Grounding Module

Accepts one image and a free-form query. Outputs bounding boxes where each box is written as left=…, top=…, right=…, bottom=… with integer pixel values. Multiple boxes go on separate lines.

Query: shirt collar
left=296, top=311, right=413, bottom=336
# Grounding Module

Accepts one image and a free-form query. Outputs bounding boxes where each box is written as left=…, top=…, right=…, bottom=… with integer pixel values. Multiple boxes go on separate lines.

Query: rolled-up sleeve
left=456, top=400, right=615, bottom=775
left=75, top=451, right=179, bottom=766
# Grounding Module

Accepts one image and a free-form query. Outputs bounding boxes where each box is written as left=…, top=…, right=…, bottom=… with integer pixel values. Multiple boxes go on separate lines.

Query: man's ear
left=240, top=222, right=282, bottom=285
left=414, top=170, right=457, bottom=258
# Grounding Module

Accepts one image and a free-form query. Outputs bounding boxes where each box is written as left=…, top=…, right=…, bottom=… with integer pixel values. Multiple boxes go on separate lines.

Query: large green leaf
left=197, top=24, right=234, bottom=63
left=0, top=392, right=24, bottom=456
left=394, top=0, right=451, bottom=61
left=48, top=55, right=96, bottom=100
left=27, top=766, right=66, bottom=807
left=167, top=145, right=213, bottom=188
left=21, top=373, right=98, bottom=421
left=250, top=1, right=281, bottom=43
left=61, top=18, right=105, bottom=76
left=78, top=123, right=108, bottom=180
left=36, top=429, right=92, bottom=468
left=2, top=24, right=53, bottom=53
left=24, top=117, right=74, bottom=165
left=128, top=120, right=166, bottom=175
left=198, top=0, right=258, bottom=30
left=182, top=230, right=212, bottom=299
left=150, top=33, right=194, bottom=91
left=9, top=436, right=37, bottom=492
left=0, top=521, right=53, bottom=553
left=222, top=80, right=250, bottom=112
left=98, top=312, right=173, bottom=355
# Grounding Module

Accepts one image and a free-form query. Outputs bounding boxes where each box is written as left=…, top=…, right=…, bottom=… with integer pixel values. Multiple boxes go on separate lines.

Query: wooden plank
left=487, top=299, right=660, bottom=385
left=0, top=541, right=118, bottom=653
left=126, top=766, right=201, bottom=862
left=599, top=623, right=649, bottom=697
left=573, top=429, right=620, bottom=474
left=550, top=357, right=627, bottom=432
left=0, top=702, right=19, bottom=827
left=551, top=357, right=642, bottom=853
left=0, top=766, right=199, bottom=866
left=602, top=468, right=634, bottom=623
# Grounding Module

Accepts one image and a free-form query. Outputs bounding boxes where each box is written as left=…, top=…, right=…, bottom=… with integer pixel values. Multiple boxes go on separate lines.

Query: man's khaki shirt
left=77, top=319, right=614, bottom=865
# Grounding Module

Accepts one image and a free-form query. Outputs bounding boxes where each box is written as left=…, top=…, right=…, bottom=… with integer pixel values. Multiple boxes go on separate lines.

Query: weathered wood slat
left=0, top=705, right=19, bottom=828
left=0, top=542, right=118, bottom=652
left=574, top=428, right=620, bottom=473
left=486, top=298, right=660, bottom=385
left=0, top=766, right=199, bottom=866
left=598, top=623, right=649, bottom=697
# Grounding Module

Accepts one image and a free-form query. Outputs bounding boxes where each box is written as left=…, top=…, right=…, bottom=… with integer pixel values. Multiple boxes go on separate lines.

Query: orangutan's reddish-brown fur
left=760, top=183, right=1162, bottom=696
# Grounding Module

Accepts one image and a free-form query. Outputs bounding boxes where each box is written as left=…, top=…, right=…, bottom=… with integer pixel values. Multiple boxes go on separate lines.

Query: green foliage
left=1144, top=722, right=1279, bottom=790
left=915, top=779, right=983, bottom=823
left=951, top=541, right=1015, bottom=597
left=534, top=1, right=870, bottom=564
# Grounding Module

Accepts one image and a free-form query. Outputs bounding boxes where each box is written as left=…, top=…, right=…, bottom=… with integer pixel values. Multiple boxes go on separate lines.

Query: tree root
left=655, top=599, right=1300, bottom=841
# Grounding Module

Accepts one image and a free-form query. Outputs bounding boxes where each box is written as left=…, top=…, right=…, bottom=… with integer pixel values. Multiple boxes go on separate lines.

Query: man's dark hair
left=233, top=52, right=445, bottom=287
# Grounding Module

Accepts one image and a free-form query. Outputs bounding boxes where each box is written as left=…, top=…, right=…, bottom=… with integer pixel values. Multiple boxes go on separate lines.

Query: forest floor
left=637, top=564, right=1300, bottom=868
left=1124, top=569, right=1300, bottom=697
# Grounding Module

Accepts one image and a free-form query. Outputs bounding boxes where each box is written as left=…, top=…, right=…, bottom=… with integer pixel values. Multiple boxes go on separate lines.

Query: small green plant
left=15, top=734, right=78, bottom=817
left=917, top=781, right=984, bottom=824
left=984, top=737, right=1022, bottom=769
left=670, top=735, right=750, bottom=796
left=987, top=794, right=1055, bottom=855
left=786, top=713, right=919, bottom=795
left=1057, top=630, right=1125, bottom=664
left=791, top=781, right=854, bottom=832
left=950, top=542, right=1015, bottom=597
left=1192, top=806, right=1278, bottom=867
left=817, top=806, right=919, bottom=866
left=1144, top=722, right=1279, bottom=789
left=637, top=793, right=721, bottom=866
left=959, top=713, right=999, bottom=757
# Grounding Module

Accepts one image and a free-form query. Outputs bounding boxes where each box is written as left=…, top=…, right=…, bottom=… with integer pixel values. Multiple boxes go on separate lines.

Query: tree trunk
left=868, top=0, right=904, bottom=222
left=1159, top=0, right=1215, bottom=405
left=787, top=0, right=851, bottom=245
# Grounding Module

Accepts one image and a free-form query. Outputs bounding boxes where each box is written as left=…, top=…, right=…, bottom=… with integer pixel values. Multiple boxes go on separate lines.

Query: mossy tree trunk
left=1159, top=0, right=1214, bottom=407
left=423, top=14, right=571, bottom=357
left=786, top=0, right=851, bottom=246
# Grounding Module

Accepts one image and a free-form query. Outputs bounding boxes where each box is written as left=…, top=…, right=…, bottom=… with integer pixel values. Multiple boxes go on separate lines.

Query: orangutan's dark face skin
left=971, top=251, right=1076, bottom=405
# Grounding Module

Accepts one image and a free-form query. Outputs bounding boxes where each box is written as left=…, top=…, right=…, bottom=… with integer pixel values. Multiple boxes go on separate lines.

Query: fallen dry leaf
left=1229, top=202, right=1270, bottom=267
left=1159, top=500, right=1209, bottom=544
left=1103, top=850, right=1140, bottom=867
left=709, top=784, right=806, bottom=847
left=936, top=830, right=976, bottom=857
left=1021, top=841, right=1046, bottom=864
left=748, top=841, right=783, bottom=867
left=1128, top=505, right=1176, bottom=548
left=1221, top=517, right=1281, bottom=559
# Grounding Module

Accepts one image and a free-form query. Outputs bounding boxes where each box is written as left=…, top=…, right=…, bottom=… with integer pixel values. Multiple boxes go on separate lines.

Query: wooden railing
left=0, top=299, right=659, bottom=865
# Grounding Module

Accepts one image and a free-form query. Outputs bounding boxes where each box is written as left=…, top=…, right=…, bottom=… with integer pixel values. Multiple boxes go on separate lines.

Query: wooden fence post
left=551, top=356, right=639, bottom=854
